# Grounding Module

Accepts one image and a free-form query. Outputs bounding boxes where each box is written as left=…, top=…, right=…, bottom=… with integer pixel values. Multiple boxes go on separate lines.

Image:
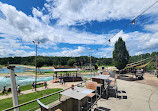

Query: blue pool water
left=82, top=74, right=95, bottom=78
left=0, top=66, right=53, bottom=74
left=0, top=75, right=92, bottom=90
left=0, top=76, right=54, bottom=90
left=0, top=66, right=93, bottom=90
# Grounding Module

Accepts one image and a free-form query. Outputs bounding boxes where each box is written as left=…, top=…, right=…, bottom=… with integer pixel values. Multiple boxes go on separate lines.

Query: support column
left=156, top=55, right=158, bottom=78
left=7, top=66, right=19, bottom=111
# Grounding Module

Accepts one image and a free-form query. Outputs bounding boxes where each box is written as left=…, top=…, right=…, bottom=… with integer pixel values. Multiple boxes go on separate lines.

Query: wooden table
left=60, top=87, right=94, bottom=111
left=92, top=75, right=110, bottom=97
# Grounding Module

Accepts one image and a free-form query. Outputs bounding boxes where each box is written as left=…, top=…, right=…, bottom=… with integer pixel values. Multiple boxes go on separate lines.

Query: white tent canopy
left=53, top=68, right=80, bottom=72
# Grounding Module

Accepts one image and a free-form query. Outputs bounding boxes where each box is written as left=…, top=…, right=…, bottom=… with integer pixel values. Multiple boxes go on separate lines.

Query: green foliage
left=113, top=37, right=129, bottom=70
left=129, top=52, right=158, bottom=70
left=0, top=56, right=114, bottom=66
left=36, top=58, right=45, bottom=68
left=67, top=59, right=76, bottom=66
left=0, top=84, right=43, bottom=95
left=0, top=88, right=62, bottom=111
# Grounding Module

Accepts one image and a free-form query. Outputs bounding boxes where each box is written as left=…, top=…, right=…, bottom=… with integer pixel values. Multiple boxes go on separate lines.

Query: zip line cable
left=100, top=0, right=158, bottom=49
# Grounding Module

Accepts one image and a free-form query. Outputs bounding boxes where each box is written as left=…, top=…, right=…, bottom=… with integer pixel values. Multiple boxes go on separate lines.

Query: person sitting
left=2, top=86, right=6, bottom=93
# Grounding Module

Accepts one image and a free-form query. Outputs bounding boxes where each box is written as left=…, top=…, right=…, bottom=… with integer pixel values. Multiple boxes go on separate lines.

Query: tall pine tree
left=113, top=37, right=129, bottom=70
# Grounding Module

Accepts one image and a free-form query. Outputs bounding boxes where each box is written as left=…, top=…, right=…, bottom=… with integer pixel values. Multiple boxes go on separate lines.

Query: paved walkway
left=92, top=75, right=158, bottom=111
left=0, top=81, right=81, bottom=100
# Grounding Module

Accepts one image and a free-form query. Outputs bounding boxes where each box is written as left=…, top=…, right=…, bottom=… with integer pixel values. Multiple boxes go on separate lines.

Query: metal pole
left=90, top=49, right=92, bottom=75
left=7, top=66, right=19, bottom=111
left=156, top=55, right=157, bottom=78
left=35, top=44, right=37, bottom=84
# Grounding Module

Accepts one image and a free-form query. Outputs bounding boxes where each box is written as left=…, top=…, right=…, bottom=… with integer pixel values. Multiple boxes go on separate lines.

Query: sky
left=0, top=0, right=158, bottom=58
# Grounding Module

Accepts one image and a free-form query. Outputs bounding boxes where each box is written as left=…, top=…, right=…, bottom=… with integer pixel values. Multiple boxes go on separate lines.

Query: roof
left=53, top=68, right=79, bottom=72
left=136, top=61, right=152, bottom=68
left=126, top=62, right=143, bottom=68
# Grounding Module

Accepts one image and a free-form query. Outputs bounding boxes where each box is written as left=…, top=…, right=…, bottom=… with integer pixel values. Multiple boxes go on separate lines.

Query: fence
left=3, top=82, right=84, bottom=111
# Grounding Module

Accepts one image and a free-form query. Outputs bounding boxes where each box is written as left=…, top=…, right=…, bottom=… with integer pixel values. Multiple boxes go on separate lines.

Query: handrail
left=3, top=82, right=84, bottom=111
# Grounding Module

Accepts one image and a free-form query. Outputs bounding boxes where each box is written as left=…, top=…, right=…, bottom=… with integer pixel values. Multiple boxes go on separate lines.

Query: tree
left=36, top=58, right=45, bottom=74
left=67, top=59, right=76, bottom=66
left=113, top=37, right=129, bottom=70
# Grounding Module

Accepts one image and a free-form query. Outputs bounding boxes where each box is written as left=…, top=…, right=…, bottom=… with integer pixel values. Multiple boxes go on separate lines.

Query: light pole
left=33, top=41, right=40, bottom=84
left=156, top=55, right=157, bottom=78
left=89, top=49, right=92, bottom=74
left=89, top=48, right=98, bottom=74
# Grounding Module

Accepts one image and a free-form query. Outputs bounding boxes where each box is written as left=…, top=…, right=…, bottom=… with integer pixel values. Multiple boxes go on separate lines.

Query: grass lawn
left=0, top=84, right=43, bottom=95
left=0, top=88, right=62, bottom=111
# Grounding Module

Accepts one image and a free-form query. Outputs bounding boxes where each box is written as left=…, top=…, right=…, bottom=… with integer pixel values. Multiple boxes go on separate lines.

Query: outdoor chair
left=37, top=100, right=50, bottom=111
left=108, top=74, right=118, bottom=99
left=92, top=78, right=104, bottom=96
left=109, top=74, right=117, bottom=82
left=86, top=81, right=98, bottom=108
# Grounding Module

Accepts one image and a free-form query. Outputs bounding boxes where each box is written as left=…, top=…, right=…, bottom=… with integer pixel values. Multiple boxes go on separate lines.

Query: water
left=0, top=66, right=53, bottom=74
left=0, top=76, right=53, bottom=90
left=82, top=74, right=95, bottom=78
left=0, top=65, right=93, bottom=90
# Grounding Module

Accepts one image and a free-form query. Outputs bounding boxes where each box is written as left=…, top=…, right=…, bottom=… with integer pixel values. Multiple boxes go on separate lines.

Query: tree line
left=0, top=56, right=113, bottom=67
left=0, top=52, right=157, bottom=70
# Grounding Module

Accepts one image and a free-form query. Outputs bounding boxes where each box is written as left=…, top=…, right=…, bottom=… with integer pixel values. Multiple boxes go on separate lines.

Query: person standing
left=17, top=85, right=20, bottom=95
left=34, top=83, right=37, bottom=91
left=63, top=78, right=65, bottom=85
left=61, top=79, right=64, bottom=85
left=44, top=81, right=48, bottom=89
left=32, top=82, right=34, bottom=91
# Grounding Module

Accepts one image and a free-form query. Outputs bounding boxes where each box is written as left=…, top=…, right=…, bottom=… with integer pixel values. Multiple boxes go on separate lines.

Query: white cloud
left=32, top=8, right=43, bottom=17
left=45, top=0, right=158, bottom=26
left=0, top=48, right=35, bottom=57
left=134, top=52, right=143, bottom=55
left=0, top=2, right=108, bottom=45
left=144, top=22, right=158, bottom=32
left=49, top=46, right=85, bottom=56
left=95, top=47, right=114, bottom=58
left=0, top=1, right=158, bottom=58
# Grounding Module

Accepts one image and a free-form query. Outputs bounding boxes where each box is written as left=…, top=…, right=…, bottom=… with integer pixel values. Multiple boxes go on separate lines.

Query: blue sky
left=0, top=0, right=158, bottom=58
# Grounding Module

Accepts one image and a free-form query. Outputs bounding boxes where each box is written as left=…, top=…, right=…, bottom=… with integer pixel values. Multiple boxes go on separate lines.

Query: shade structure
left=126, top=57, right=151, bottom=67
left=136, top=61, right=152, bottom=68
left=126, top=62, right=144, bottom=68
left=53, top=68, right=79, bottom=72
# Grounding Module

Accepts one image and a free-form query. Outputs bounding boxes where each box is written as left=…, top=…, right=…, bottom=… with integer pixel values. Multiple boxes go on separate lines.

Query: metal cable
left=100, top=0, right=158, bottom=49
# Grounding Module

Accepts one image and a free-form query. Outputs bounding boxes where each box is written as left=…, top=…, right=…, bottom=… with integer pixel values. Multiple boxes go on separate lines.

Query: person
left=17, top=85, right=20, bottom=95
left=32, top=82, right=34, bottom=91
left=44, top=81, right=48, bottom=89
left=63, top=78, right=65, bottom=85
left=34, top=83, right=37, bottom=91
left=59, top=78, right=61, bottom=84
left=102, top=66, right=104, bottom=70
left=61, top=79, right=64, bottom=85
left=2, top=86, right=6, bottom=93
